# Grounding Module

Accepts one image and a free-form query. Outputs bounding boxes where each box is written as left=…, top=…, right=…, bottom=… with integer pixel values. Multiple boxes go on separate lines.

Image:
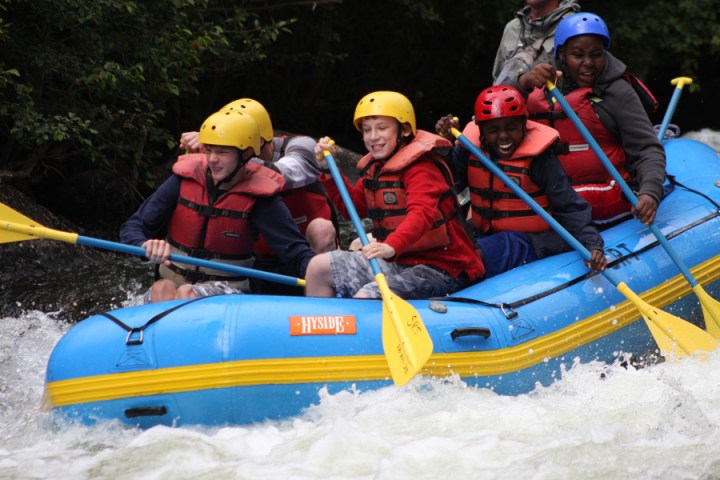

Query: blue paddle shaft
left=453, top=134, right=590, bottom=261
left=453, top=131, right=627, bottom=289
left=323, top=151, right=382, bottom=276
left=546, top=84, right=699, bottom=288
left=657, top=86, right=683, bottom=142
left=76, top=235, right=302, bottom=287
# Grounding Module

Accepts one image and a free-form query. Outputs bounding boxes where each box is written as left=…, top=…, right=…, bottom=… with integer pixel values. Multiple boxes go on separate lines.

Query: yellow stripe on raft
left=44, top=255, right=720, bottom=408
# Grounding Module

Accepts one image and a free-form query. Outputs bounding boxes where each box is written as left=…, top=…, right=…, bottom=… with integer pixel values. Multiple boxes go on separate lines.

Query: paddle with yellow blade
left=321, top=143, right=433, bottom=385
left=451, top=126, right=717, bottom=358
left=0, top=202, right=306, bottom=288
left=546, top=79, right=720, bottom=339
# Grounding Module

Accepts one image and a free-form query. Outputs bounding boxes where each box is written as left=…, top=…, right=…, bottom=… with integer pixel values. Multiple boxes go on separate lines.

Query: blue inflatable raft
left=43, top=138, right=720, bottom=428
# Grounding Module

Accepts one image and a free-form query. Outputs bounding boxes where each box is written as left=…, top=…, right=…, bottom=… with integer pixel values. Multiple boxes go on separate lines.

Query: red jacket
left=323, top=131, right=485, bottom=281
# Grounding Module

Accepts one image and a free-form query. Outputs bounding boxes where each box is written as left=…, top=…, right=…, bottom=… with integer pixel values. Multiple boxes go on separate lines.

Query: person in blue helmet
left=521, top=12, right=667, bottom=227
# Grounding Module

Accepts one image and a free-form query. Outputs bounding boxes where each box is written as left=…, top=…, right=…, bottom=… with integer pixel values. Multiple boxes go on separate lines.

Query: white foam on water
left=3, top=305, right=720, bottom=480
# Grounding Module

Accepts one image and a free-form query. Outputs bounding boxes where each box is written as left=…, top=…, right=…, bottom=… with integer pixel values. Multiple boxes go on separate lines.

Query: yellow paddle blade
left=671, top=76, right=693, bottom=88
left=0, top=202, right=45, bottom=243
left=616, top=282, right=718, bottom=359
left=693, top=285, right=720, bottom=339
left=376, top=274, right=433, bottom=386
left=0, top=203, right=78, bottom=244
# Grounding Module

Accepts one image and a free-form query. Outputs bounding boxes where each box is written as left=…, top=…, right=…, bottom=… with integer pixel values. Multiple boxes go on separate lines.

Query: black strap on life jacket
left=467, top=158, right=532, bottom=177
left=623, top=73, right=659, bottom=114
left=176, top=197, right=251, bottom=220
left=468, top=186, right=546, bottom=201
left=365, top=152, right=461, bottom=242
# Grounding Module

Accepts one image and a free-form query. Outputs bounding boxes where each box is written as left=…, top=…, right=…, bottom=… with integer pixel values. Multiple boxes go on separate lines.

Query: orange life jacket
left=465, top=120, right=558, bottom=233
left=357, top=130, right=458, bottom=254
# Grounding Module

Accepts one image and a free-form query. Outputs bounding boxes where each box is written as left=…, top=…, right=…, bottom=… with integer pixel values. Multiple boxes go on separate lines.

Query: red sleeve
left=320, top=172, right=368, bottom=219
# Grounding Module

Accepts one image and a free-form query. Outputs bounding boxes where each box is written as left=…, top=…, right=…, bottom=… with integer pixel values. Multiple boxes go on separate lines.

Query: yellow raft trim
left=45, top=255, right=720, bottom=408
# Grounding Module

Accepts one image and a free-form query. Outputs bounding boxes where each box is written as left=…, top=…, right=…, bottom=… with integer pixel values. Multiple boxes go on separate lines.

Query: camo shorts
left=142, top=281, right=243, bottom=304
left=327, top=250, right=467, bottom=299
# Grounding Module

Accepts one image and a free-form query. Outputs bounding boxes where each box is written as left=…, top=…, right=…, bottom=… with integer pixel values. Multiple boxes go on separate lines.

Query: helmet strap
left=394, top=122, right=414, bottom=154
left=212, top=147, right=251, bottom=189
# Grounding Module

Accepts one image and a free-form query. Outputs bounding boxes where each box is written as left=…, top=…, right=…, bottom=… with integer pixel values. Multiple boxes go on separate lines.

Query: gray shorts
left=142, top=281, right=243, bottom=304
left=327, top=250, right=467, bottom=299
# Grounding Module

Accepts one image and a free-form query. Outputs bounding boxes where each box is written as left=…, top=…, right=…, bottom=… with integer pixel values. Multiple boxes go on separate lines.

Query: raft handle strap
left=99, top=296, right=212, bottom=345
left=451, top=327, right=491, bottom=340
left=125, top=406, right=168, bottom=418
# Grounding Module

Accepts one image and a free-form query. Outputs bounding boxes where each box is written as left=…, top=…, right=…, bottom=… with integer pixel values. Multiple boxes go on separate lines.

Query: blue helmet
left=554, top=12, right=610, bottom=58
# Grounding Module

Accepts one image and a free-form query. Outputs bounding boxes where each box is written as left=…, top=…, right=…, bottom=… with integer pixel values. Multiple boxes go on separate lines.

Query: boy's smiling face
left=360, top=115, right=411, bottom=160
left=479, top=117, right=526, bottom=159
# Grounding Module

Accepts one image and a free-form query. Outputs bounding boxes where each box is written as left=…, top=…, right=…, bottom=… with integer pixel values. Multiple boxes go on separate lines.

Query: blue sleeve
left=119, top=175, right=181, bottom=246
left=249, top=196, right=316, bottom=277
left=531, top=150, right=604, bottom=252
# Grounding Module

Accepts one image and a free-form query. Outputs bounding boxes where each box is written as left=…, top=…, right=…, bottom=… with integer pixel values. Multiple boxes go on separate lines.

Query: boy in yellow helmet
left=305, top=91, right=484, bottom=299
left=120, top=110, right=315, bottom=303
left=180, top=98, right=337, bottom=295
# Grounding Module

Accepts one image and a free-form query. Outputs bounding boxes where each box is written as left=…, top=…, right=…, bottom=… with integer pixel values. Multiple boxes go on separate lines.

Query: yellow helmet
left=353, top=91, right=416, bottom=134
left=220, top=98, right=273, bottom=142
left=198, top=110, right=261, bottom=155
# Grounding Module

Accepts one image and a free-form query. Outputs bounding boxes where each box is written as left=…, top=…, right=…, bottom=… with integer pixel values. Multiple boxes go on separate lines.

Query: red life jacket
left=527, top=86, right=628, bottom=185
left=167, top=153, right=284, bottom=262
left=254, top=137, right=336, bottom=258
left=357, top=130, right=458, bottom=254
left=527, top=87, right=634, bottom=221
left=465, top=120, right=557, bottom=234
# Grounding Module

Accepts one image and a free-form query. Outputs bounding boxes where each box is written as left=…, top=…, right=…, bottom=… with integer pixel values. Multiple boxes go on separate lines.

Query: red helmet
left=474, top=86, right=527, bottom=123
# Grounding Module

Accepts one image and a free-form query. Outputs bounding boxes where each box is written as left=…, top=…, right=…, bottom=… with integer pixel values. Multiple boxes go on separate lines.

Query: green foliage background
left=0, top=0, right=718, bottom=227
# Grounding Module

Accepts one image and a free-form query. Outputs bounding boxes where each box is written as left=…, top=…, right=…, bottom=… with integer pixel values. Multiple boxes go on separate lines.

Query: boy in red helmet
left=436, top=85, right=606, bottom=278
